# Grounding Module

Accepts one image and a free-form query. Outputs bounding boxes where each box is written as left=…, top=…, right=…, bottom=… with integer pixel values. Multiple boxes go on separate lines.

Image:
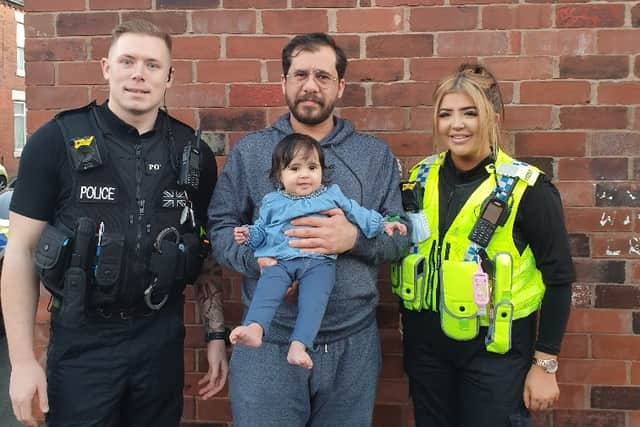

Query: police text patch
left=78, top=184, right=119, bottom=204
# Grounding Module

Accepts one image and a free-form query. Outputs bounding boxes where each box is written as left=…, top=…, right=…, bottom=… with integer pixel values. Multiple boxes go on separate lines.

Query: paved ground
left=1, top=336, right=22, bottom=427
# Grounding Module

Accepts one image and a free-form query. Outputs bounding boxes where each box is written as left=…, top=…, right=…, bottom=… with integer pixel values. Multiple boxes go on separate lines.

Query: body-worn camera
left=178, top=131, right=201, bottom=190
left=400, top=181, right=424, bottom=212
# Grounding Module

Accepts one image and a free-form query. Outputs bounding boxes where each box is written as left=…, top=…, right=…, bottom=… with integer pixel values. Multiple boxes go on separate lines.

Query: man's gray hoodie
left=208, top=113, right=410, bottom=344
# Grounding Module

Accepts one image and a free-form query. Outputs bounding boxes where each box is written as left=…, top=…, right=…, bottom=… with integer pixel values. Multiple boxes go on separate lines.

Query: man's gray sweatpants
left=229, top=319, right=381, bottom=427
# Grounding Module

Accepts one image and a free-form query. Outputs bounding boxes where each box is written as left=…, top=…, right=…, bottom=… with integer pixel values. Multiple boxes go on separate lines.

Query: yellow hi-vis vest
left=392, top=150, right=546, bottom=350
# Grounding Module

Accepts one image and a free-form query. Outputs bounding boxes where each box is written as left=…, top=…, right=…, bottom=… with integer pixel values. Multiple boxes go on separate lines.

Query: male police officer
left=1, top=20, right=227, bottom=427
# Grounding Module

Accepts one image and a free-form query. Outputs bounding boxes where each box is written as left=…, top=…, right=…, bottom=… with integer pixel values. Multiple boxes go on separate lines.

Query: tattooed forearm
left=195, top=256, right=225, bottom=333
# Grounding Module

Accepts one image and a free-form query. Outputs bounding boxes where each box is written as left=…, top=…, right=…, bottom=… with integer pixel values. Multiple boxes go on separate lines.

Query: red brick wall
left=24, top=1, right=640, bottom=426
left=0, top=0, right=25, bottom=175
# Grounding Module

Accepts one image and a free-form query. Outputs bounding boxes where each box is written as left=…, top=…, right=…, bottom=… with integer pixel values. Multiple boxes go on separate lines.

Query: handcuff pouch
left=149, top=239, right=180, bottom=295
left=35, top=224, right=72, bottom=299
left=180, top=232, right=207, bottom=284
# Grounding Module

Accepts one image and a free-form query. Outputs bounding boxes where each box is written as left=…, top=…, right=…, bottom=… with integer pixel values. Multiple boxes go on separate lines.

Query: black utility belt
left=51, top=295, right=181, bottom=321
left=94, top=306, right=154, bottom=320
left=92, top=299, right=182, bottom=320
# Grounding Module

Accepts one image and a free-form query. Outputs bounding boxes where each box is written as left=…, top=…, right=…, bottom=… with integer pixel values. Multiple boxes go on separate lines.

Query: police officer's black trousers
left=45, top=303, right=185, bottom=427
left=402, top=309, right=534, bottom=427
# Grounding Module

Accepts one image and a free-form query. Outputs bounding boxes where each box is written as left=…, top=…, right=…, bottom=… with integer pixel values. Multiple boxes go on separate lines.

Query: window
left=12, top=91, right=26, bottom=157
left=15, top=11, right=24, bottom=77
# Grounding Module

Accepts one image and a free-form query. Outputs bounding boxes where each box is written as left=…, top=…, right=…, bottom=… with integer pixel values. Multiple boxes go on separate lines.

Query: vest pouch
left=35, top=224, right=72, bottom=298
left=92, top=233, right=125, bottom=306
left=439, top=260, right=480, bottom=341
left=58, top=267, right=87, bottom=326
left=485, top=301, right=513, bottom=354
left=180, top=232, right=206, bottom=284
left=149, top=239, right=180, bottom=296
left=485, top=252, right=514, bottom=354
left=400, top=254, right=425, bottom=310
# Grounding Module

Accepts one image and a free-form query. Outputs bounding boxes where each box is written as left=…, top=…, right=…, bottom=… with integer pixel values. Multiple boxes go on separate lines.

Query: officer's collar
left=443, top=151, right=493, bottom=183
left=97, top=101, right=165, bottom=138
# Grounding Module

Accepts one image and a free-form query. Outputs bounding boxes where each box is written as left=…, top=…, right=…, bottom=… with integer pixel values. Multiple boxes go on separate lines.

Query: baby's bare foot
left=229, top=323, right=264, bottom=347
left=287, top=341, right=313, bottom=369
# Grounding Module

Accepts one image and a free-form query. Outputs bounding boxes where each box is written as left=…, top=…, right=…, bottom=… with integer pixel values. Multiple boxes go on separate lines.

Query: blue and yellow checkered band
left=464, top=244, right=482, bottom=262
left=495, top=175, right=517, bottom=203
left=412, top=162, right=432, bottom=254
left=415, top=162, right=430, bottom=185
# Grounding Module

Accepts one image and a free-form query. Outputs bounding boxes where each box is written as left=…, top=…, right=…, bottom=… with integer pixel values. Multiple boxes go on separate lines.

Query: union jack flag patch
left=162, top=190, right=188, bottom=208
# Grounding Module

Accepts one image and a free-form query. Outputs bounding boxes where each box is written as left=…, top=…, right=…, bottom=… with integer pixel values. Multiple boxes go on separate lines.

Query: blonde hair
left=110, top=19, right=172, bottom=54
left=432, top=64, right=504, bottom=155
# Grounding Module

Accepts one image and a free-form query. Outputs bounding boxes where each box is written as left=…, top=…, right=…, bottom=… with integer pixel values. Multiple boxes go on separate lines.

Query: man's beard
left=287, top=94, right=335, bottom=126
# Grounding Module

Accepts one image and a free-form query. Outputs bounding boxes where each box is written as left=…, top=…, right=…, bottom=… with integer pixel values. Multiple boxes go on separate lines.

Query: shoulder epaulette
left=165, top=112, right=195, bottom=135
left=54, top=101, right=97, bottom=120
left=496, top=160, right=540, bottom=186
left=409, top=153, right=441, bottom=184
left=54, top=101, right=105, bottom=171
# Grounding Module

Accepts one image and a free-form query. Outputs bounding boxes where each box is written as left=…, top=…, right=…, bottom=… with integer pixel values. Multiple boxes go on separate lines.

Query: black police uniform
left=10, top=102, right=217, bottom=427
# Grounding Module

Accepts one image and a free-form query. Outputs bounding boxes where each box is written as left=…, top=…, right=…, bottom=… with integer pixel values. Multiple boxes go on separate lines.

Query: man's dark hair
left=282, top=33, right=348, bottom=80
left=270, top=133, right=330, bottom=186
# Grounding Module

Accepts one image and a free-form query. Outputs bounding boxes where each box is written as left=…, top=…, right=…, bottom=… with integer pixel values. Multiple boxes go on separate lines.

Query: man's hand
left=198, top=340, right=228, bottom=399
left=9, top=359, right=48, bottom=426
left=257, top=257, right=277, bottom=271
left=283, top=280, right=299, bottom=305
left=523, top=353, right=560, bottom=411
left=285, top=208, right=358, bottom=255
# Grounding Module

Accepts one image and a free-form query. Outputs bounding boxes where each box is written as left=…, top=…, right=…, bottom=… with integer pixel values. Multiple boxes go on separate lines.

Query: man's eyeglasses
left=285, top=69, right=339, bottom=88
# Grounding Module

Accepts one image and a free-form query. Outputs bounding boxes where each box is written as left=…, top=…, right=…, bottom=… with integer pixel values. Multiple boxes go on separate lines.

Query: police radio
left=178, top=130, right=201, bottom=190
left=468, top=196, right=508, bottom=248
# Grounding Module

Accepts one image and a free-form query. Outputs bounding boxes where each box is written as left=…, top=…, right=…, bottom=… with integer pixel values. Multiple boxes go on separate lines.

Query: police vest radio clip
left=178, top=130, right=201, bottom=190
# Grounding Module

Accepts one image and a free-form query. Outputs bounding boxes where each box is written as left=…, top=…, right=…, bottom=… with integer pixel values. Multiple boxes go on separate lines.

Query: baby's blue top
left=247, top=184, right=384, bottom=260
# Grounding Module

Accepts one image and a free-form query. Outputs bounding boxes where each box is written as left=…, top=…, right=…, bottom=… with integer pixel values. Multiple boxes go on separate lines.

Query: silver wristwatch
left=532, top=357, right=559, bottom=374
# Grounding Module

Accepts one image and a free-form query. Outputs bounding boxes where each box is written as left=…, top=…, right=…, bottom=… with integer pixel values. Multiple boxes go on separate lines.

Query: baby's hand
left=234, top=226, right=249, bottom=244
left=384, top=221, right=407, bottom=237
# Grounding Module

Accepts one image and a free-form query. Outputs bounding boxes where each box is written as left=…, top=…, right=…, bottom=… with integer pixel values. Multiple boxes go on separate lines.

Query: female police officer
left=394, top=64, right=575, bottom=426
